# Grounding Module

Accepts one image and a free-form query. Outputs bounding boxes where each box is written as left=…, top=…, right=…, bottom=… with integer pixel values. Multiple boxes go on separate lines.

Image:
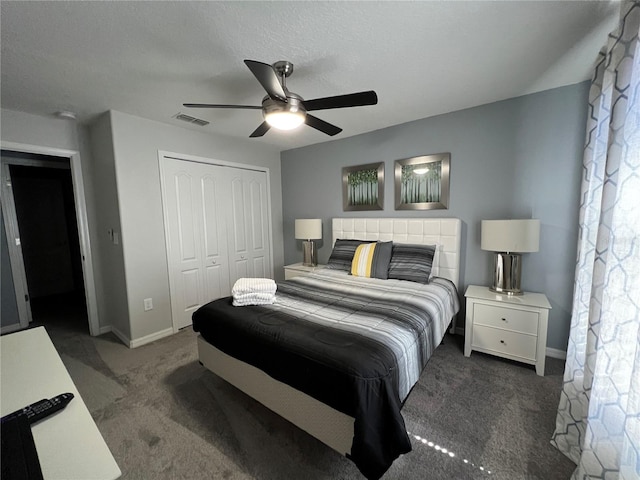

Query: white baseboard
left=111, top=326, right=131, bottom=347
left=545, top=347, right=567, bottom=359
left=129, top=327, right=174, bottom=349
left=98, top=325, right=112, bottom=335
left=450, top=328, right=567, bottom=360
left=110, top=326, right=175, bottom=349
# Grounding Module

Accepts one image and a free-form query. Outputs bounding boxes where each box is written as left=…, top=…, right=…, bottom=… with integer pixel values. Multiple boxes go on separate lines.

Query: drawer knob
left=501, top=318, right=507, bottom=322
left=500, top=340, right=506, bottom=344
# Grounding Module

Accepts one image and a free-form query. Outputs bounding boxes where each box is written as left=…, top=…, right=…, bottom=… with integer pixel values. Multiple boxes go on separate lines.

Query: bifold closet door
left=227, top=168, right=271, bottom=284
left=162, top=158, right=231, bottom=330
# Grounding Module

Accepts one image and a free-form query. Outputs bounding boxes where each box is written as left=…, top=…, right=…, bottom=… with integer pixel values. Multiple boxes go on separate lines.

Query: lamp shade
left=295, top=219, right=322, bottom=240
left=481, top=219, right=540, bottom=253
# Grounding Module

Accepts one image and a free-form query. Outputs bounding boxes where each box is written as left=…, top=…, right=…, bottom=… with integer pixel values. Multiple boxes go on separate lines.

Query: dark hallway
left=8, top=160, right=88, bottom=335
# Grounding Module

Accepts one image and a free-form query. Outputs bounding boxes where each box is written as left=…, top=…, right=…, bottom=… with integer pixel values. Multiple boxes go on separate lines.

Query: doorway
left=1, top=151, right=88, bottom=335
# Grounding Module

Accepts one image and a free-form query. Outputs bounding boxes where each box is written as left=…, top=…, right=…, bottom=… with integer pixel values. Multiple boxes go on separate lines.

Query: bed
left=193, top=218, right=462, bottom=479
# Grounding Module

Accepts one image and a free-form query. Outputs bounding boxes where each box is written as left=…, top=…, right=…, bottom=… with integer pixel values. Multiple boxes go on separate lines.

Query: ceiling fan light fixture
left=263, top=93, right=307, bottom=131
left=265, top=110, right=306, bottom=130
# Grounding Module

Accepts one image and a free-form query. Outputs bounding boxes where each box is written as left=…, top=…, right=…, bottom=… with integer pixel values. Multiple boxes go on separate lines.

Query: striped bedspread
left=270, top=269, right=459, bottom=401
left=193, top=269, right=459, bottom=480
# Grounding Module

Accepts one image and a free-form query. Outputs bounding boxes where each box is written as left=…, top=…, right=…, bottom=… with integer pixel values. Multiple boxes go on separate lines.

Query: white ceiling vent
left=174, top=113, right=209, bottom=126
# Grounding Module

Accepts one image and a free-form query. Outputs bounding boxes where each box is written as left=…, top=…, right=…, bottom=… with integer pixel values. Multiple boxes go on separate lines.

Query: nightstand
left=284, top=262, right=326, bottom=280
left=464, top=285, right=551, bottom=376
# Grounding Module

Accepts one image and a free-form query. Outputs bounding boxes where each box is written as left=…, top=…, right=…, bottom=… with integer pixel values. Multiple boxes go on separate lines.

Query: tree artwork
left=347, top=168, right=379, bottom=206
left=400, top=162, right=442, bottom=204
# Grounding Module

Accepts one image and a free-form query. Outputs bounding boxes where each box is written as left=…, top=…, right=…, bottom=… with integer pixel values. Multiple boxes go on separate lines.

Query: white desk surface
left=1, top=326, right=121, bottom=480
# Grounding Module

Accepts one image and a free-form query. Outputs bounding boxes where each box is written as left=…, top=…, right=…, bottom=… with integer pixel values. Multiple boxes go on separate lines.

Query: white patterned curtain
left=551, top=2, right=640, bottom=479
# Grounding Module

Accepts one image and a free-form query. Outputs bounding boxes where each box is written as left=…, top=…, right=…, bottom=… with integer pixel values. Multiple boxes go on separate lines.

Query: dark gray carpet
left=40, top=314, right=576, bottom=480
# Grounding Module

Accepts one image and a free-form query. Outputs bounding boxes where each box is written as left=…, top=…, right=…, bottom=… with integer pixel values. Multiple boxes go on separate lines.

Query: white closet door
left=227, top=168, right=271, bottom=284
left=162, top=158, right=230, bottom=330
left=200, top=171, right=232, bottom=301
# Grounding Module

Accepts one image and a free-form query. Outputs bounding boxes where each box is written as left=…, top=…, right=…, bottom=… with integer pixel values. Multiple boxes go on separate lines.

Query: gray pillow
left=388, top=243, right=436, bottom=284
left=369, top=241, right=392, bottom=279
left=327, top=239, right=370, bottom=271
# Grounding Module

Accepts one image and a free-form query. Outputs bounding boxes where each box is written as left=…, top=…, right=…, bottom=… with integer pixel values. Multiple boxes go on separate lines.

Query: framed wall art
left=394, top=153, right=450, bottom=210
left=342, top=162, right=384, bottom=211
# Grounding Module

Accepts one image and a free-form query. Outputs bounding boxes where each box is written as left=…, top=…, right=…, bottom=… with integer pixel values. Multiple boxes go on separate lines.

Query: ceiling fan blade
left=305, top=115, right=342, bottom=136
left=183, top=103, right=262, bottom=109
left=244, top=60, right=287, bottom=102
left=250, top=121, right=271, bottom=138
left=303, top=91, right=378, bottom=112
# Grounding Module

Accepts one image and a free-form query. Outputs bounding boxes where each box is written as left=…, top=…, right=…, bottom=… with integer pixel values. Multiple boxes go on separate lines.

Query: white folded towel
left=232, top=277, right=277, bottom=296
left=232, top=292, right=276, bottom=307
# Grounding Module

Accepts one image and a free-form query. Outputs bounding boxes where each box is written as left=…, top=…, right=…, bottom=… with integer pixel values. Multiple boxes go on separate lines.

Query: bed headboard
left=332, top=218, right=462, bottom=289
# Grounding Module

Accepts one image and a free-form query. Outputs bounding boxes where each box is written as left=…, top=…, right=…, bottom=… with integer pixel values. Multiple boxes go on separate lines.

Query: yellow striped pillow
left=351, top=243, right=377, bottom=277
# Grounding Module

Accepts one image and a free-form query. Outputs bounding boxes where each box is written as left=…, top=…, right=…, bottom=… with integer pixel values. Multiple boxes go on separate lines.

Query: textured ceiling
left=1, top=1, right=620, bottom=152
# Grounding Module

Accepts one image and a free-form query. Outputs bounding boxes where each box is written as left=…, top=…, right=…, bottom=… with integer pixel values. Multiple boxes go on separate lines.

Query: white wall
left=1, top=108, right=283, bottom=345
left=1, top=108, right=106, bottom=332
left=106, top=110, right=283, bottom=343
left=1, top=109, right=78, bottom=150
left=88, top=113, right=130, bottom=338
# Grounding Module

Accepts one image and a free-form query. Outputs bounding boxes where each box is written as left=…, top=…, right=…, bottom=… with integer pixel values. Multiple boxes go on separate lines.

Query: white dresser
left=284, top=263, right=326, bottom=280
left=464, top=285, right=551, bottom=376
left=0, top=326, right=121, bottom=479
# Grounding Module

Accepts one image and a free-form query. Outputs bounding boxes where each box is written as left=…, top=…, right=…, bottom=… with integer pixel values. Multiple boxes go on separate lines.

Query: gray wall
left=281, top=82, right=589, bottom=352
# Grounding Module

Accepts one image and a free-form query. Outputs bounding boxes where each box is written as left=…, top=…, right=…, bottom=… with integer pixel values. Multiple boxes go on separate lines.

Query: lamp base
left=302, top=240, right=317, bottom=267
left=490, top=252, right=523, bottom=295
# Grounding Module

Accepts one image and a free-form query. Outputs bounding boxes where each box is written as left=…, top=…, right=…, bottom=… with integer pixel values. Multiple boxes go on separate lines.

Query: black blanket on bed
left=193, top=297, right=410, bottom=479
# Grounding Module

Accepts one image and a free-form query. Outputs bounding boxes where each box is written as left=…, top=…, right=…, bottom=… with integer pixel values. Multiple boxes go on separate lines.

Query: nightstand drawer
left=473, top=303, right=538, bottom=335
left=472, top=325, right=537, bottom=360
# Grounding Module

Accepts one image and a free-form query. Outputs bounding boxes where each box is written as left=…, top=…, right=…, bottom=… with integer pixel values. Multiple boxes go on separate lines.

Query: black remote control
left=1, top=393, right=74, bottom=425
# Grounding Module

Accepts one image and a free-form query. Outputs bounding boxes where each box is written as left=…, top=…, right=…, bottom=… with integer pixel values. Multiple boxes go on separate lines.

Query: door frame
left=1, top=141, right=100, bottom=336
left=1, top=161, right=32, bottom=333
left=158, top=150, right=274, bottom=333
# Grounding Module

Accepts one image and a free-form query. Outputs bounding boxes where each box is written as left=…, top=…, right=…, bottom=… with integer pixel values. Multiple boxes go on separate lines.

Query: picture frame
left=394, top=153, right=450, bottom=210
left=342, top=162, right=384, bottom=211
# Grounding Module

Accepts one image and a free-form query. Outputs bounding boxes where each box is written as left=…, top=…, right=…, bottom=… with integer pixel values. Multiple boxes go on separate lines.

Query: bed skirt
left=197, top=334, right=356, bottom=455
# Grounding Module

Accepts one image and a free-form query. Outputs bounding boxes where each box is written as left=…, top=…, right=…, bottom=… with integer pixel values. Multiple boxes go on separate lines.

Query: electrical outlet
left=144, top=298, right=153, bottom=311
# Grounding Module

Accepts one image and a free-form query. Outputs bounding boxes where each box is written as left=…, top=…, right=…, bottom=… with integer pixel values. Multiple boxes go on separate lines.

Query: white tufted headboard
left=332, top=218, right=462, bottom=290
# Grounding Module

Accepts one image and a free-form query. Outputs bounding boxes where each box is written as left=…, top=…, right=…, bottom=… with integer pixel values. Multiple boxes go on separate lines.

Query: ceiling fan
left=183, top=59, right=378, bottom=138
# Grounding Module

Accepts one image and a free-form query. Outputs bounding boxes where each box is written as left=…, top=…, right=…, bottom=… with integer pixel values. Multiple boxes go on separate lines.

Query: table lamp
left=295, top=219, right=322, bottom=266
left=481, top=219, right=540, bottom=295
